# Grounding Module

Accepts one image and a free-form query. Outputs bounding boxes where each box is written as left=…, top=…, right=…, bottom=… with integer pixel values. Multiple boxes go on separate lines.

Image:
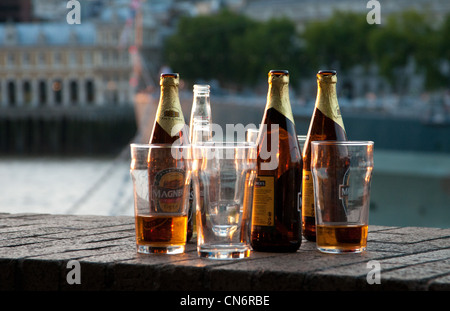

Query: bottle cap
left=317, top=70, right=337, bottom=83
left=160, top=73, right=180, bottom=86
left=318, top=70, right=337, bottom=76
left=269, top=70, right=289, bottom=76
left=161, top=73, right=179, bottom=78
left=193, top=84, right=210, bottom=94
left=268, top=70, right=289, bottom=84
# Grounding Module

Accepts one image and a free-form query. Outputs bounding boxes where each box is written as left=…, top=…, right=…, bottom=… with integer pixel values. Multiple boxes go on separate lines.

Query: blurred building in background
left=0, top=0, right=449, bottom=144
left=1, top=0, right=448, bottom=109
left=0, top=21, right=125, bottom=107
left=0, top=0, right=167, bottom=154
left=0, top=1, right=162, bottom=108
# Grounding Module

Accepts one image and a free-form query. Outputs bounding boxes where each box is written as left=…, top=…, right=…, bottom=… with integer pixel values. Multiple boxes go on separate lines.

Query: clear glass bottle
left=189, top=84, right=212, bottom=143
left=187, top=84, right=212, bottom=242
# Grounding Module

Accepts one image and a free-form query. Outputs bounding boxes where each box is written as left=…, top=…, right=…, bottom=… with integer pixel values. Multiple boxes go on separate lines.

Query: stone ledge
left=0, top=213, right=449, bottom=291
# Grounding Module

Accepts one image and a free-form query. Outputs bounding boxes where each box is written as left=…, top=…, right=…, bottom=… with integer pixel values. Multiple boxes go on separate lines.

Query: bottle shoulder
left=307, top=108, right=346, bottom=139
left=256, top=110, right=302, bottom=175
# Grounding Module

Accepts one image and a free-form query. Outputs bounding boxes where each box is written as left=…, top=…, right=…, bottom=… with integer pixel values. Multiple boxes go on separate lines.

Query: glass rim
left=130, top=143, right=193, bottom=149
left=131, top=142, right=256, bottom=149
left=311, top=140, right=374, bottom=147
left=192, top=141, right=256, bottom=149
left=193, top=84, right=210, bottom=89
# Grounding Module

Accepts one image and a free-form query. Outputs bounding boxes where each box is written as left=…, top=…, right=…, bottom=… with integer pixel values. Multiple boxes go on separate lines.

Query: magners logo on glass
left=152, top=168, right=185, bottom=213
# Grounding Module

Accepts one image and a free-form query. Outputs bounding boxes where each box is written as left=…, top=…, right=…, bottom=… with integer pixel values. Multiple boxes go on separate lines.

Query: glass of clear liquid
left=190, top=142, right=257, bottom=259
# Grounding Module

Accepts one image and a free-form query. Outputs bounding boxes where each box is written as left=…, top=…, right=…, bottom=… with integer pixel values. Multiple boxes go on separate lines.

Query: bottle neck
left=191, top=92, right=211, bottom=121
left=190, top=119, right=212, bottom=144
left=155, top=81, right=185, bottom=137
left=190, top=95, right=211, bottom=141
left=266, top=75, right=294, bottom=124
left=190, top=86, right=212, bottom=141
left=315, top=75, right=345, bottom=132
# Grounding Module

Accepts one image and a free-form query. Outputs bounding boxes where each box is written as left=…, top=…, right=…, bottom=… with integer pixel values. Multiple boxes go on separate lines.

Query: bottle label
left=302, top=170, right=315, bottom=217
left=267, top=75, right=295, bottom=124
left=316, top=84, right=346, bottom=132
left=267, top=93, right=295, bottom=125
left=251, top=176, right=275, bottom=226
left=152, top=168, right=186, bottom=213
left=156, top=86, right=185, bottom=137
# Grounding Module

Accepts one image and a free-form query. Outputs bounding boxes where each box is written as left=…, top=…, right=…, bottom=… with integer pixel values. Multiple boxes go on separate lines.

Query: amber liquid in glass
left=316, top=223, right=368, bottom=252
left=135, top=215, right=187, bottom=248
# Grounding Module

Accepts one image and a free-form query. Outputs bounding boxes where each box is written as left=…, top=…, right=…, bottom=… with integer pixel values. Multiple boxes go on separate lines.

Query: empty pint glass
left=191, top=142, right=257, bottom=259
left=311, top=141, right=374, bottom=254
left=130, top=144, right=191, bottom=254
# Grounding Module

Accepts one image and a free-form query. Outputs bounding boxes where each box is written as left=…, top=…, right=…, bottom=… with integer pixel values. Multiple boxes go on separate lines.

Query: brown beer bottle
left=148, top=73, right=191, bottom=241
left=149, top=73, right=188, bottom=145
left=250, top=70, right=302, bottom=252
left=302, top=70, right=347, bottom=242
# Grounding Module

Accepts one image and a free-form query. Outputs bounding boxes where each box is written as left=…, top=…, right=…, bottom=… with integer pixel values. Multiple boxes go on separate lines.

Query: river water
left=0, top=149, right=449, bottom=228
left=0, top=155, right=134, bottom=217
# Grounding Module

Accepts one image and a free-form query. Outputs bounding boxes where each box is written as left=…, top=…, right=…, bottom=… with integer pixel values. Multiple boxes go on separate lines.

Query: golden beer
left=135, top=215, right=188, bottom=250
left=316, top=223, right=368, bottom=253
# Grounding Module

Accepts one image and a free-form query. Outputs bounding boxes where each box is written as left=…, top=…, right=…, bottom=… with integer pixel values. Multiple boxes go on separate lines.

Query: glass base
left=137, top=244, right=185, bottom=255
left=198, top=244, right=251, bottom=260
left=317, top=246, right=366, bottom=254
